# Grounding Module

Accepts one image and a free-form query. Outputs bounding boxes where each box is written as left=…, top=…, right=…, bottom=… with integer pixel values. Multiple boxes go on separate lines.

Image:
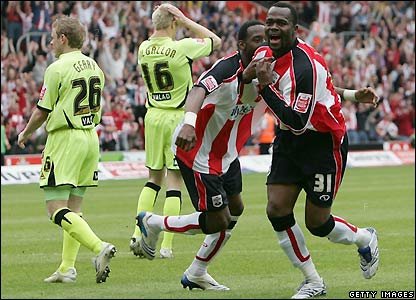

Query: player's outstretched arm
left=162, top=3, right=221, bottom=50
left=335, top=86, right=380, bottom=107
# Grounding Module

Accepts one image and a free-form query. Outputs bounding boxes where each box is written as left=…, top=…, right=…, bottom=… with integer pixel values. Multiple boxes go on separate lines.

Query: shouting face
left=265, top=6, right=297, bottom=57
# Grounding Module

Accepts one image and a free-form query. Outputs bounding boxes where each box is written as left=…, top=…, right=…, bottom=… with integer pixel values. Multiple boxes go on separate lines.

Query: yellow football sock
left=58, top=212, right=82, bottom=273
left=53, top=208, right=102, bottom=255
left=133, top=182, right=161, bottom=237
left=160, top=190, right=181, bottom=250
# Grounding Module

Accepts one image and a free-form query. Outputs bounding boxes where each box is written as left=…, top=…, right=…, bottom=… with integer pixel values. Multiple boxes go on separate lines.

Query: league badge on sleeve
left=39, top=84, right=47, bottom=100
left=294, top=93, right=312, bottom=113
left=201, top=75, right=219, bottom=92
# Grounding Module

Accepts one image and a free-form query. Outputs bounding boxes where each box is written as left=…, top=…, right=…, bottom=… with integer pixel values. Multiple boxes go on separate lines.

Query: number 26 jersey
left=37, top=50, right=105, bottom=132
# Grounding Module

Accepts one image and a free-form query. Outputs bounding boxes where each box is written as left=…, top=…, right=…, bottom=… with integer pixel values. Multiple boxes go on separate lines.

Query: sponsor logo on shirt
left=230, top=104, right=254, bottom=120
left=201, top=75, right=218, bottom=92
left=39, top=84, right=47, bottom=100
left=152, top=92, right=171, bottom=101
left=293, top=93, right=312, bottom=113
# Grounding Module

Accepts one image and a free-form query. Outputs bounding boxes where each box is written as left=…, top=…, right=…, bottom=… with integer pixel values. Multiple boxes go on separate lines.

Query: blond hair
left=52, top=16, right=85, bottom=49
left=152, top=4, right=174, bottom=30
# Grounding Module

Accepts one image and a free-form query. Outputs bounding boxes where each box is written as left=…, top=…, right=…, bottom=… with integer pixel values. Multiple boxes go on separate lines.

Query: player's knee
left=52, top=208, right=72, bottom=227
left=266, top=200, right=291, bottom=219
left=145, top=181, right=161, bottom=192
left=307, top=215, right=335, bottom=237
left=200, top=209, right=231, bottom=234
left=268, top=213, right=296, bottom=232
left=228, top=196, right=244, bottom=217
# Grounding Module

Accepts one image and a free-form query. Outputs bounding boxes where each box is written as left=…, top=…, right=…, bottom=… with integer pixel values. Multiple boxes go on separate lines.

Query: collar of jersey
left=58, top=50, right=82, bottom=59
left=149, top=36, right=172, bottom=40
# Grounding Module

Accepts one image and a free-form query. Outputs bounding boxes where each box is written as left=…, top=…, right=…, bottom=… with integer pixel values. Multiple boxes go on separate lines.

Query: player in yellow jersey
left=130, top=3, right=221, bottom=259
left=18, top=16, right=116, bottom=284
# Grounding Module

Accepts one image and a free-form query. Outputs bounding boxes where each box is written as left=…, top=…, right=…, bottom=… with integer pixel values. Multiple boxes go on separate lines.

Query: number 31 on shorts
left=313, top=173, right=332, bottom=193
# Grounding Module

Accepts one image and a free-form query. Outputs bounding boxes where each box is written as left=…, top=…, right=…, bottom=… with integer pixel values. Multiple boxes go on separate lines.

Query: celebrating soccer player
left=135, top=19, right=269, bottom=290
left=251, top=2, right=379, bottom=298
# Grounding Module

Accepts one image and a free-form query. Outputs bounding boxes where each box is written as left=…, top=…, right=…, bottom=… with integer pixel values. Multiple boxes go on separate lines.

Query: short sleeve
left=177, top=37, right=213, bottom=60
left=37, top=66, right=60, bottom=112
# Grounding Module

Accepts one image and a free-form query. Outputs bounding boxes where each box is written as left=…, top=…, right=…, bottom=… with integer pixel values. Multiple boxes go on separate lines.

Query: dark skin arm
left=175, top=87, right=206, bottom=152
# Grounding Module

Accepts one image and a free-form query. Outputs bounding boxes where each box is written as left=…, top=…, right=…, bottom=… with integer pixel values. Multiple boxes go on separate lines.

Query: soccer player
left=251, top=2, right=380, bottom=298
left=136, top=20, right=269, bottom=290
left=129, top=3, right=221, bottom=259
left=17, top=16, right=116, bottom=284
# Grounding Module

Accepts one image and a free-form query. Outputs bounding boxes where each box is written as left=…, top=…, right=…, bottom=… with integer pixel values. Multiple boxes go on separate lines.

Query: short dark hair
left=238, top=20, right=264, bottom=41
left=271, top=2, right=298, bottom=25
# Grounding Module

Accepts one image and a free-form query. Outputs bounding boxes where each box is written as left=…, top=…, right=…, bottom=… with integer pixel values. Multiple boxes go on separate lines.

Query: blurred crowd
left=1, top=1, right=415, bottom=156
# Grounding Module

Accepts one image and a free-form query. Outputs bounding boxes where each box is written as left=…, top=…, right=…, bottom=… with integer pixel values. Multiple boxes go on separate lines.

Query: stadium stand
left=1, top=1, right=414, bottom=157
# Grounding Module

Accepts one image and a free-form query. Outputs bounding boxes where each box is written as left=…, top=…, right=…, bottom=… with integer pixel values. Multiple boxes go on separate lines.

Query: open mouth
left=269, top=33, right=281, bottom=44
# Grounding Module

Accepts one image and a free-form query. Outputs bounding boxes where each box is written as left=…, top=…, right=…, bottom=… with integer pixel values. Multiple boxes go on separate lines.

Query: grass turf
left=1, top=165, right=414, bottom=299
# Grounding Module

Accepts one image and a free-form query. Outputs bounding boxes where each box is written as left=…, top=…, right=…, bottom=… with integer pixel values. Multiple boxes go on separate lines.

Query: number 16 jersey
left=138, top=36, right=213, bottom=109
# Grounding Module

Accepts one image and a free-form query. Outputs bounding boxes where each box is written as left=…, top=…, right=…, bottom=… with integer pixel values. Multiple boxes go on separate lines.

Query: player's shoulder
left=210, top=51, right=240, bottom=72
left=253, top=45, right=273, bottom=59
left=45, top=58, right=62, bottom=76
left=176, top=37, right=210, bottom=48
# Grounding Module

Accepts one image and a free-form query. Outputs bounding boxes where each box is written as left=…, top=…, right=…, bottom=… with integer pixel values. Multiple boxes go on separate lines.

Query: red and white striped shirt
left=173, top=51, right=267, bottom=175
left=255, top=39, right=346, bottom=144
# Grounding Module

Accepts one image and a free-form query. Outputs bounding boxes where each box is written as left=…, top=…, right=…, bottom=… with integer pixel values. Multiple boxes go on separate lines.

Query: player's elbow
left=212, top=36, right=222, bottom=51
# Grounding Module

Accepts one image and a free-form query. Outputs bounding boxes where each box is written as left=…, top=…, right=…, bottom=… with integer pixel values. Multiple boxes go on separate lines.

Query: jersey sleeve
left=93, top=67, right=105, bottom=126
left=37, top=65, right=60, bottom=112
left=177, top=37, right=213, bottom=60
left=195, top=55, right=240, bottom=95
left=260, top=52, right=314, bottom=134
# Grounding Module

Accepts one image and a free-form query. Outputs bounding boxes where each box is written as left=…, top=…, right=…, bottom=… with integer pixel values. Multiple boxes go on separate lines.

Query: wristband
left=343, top=89, right=357, bottom=102
left=184, top=111, right=197, bottom=127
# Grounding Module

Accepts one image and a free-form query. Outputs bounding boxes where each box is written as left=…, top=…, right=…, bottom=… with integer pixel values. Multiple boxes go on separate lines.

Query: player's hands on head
left=160, top=3, right=187, bottom=26
left=355, top=87, right=380, bottom=107
left=175, top=124, right=196, bottom=151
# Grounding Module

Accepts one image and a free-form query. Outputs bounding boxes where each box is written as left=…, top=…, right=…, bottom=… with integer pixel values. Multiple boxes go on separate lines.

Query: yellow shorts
left=144, top=107, right=184, bottom=170
left=40, top=129, right=99, bottom=188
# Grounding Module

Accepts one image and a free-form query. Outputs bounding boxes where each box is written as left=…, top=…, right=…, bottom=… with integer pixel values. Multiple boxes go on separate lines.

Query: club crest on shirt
left=201, top=75, right=218, bottom=92
left=39, top=84, right=47, bottom=100
left=294, top=93, right=312, bottom=113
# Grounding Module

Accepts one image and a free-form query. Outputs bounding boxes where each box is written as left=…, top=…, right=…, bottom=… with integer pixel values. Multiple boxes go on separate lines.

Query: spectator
left=30, top=1, right=51, bottom=42
left=376, top=112, right=400, bottom=141
left=253, top=110, right=276, bottom=154
left=1, top=1, right=415, bottom=154
left=1, top=114, right=11, bottom=165
left=5, top=1, right=22, bottom=47
left=16, top=1, right=34, bottom=36
left=342, top=100, right=368, bottom=144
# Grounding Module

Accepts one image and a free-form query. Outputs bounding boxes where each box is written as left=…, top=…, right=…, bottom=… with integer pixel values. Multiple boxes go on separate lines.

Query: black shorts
left=177, top=158, right=242, bottom=212
left=267, top=130, right=348, bottom=207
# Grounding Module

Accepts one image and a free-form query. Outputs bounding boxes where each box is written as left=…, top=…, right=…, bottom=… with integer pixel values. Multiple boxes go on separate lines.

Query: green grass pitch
left=1, top=165, right=415, bottom=299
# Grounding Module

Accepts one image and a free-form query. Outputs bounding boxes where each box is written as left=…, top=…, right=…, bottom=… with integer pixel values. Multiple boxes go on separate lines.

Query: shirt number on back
left=141, top=61, right=174, bottom=93
left=72, top=77, right=101, bottom=116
